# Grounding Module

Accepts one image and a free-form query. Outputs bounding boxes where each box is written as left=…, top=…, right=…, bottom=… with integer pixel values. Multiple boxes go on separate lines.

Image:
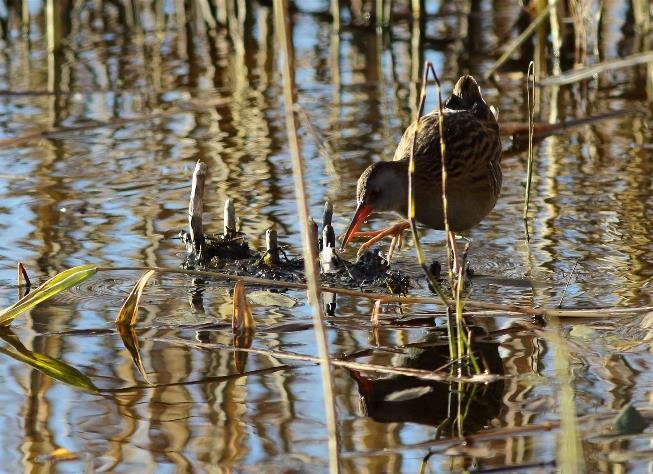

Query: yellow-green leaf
left=115, top=270, right=156, bottom=327
left=0, top=264, right=97, bottom=326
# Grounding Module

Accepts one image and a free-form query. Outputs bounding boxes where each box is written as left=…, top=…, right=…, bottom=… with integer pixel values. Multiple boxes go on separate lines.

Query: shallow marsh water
left=0, top=0, right=652, bottom=472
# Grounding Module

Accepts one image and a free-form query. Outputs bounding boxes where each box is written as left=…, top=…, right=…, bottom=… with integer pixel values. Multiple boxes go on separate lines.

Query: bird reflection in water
left=350, top=333, right=503, bottom=435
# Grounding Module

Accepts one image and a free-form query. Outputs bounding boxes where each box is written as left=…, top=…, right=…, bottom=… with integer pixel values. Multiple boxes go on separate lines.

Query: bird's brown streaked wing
left=393, top=110, right=495, bottom=178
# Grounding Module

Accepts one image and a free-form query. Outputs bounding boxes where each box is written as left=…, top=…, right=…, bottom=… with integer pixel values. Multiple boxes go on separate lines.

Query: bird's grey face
left=357, top=162, right=406, bottom=213
left=340, top=161, right=407, bottom=251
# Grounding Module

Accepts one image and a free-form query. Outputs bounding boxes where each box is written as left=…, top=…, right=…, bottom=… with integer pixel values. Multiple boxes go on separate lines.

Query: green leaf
left=613, top=404, right=649, bottom=435
left=0, top=329, right=98, bottom=393
left=0, top=264, right=97, bottom=326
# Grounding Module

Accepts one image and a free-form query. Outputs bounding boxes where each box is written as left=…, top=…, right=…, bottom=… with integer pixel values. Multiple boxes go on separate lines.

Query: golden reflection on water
left=0, top=0, right=652, bottom=472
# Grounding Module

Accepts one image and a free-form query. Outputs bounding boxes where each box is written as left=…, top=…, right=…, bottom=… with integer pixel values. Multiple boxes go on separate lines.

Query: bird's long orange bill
left=339, top=203, right=373, bottom=251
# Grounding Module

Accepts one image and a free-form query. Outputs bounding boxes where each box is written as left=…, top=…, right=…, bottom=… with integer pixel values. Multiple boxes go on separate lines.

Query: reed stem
left=407, top=62, right=450, bottom=312
left=523, top=62, right=536, bottom=230
left=273, top=1, right=340, bottom=471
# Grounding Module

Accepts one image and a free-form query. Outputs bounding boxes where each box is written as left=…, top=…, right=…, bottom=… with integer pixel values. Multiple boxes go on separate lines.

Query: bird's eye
left=369, top=189, right=380, bottom=199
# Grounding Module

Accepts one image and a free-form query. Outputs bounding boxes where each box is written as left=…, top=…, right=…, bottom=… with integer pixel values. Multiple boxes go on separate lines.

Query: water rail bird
left=340, top=75, right=502, bottom=257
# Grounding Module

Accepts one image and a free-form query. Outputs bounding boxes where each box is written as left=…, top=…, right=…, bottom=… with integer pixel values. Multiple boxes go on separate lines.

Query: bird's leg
left=386, top=233, right=401, bottom=262
left=448, top=231, right=461, bottom=276
left=346, top=221, right=410, bottom=257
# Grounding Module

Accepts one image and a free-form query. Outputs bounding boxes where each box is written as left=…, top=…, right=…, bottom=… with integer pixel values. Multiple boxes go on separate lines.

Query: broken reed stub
left=264, top=228, right=281, bottom=265
left=309, top=217, right=319, bottom=252
left=224, top=198, right=236, bottom=236
left=322, top=223, right=336, bottom=249
left=318, top=201, right=339, bottom=273
left=188, top=161, right=207, bottom=254
left=322, top=201, right=335, bottom=248
left=323, top=291, right=337, bottom=316
left=323, top=201, right=333, bottom=227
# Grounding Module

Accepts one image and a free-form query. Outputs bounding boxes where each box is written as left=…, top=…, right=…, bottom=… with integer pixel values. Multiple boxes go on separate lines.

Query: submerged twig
left=558, top=259, right=580, bottom=308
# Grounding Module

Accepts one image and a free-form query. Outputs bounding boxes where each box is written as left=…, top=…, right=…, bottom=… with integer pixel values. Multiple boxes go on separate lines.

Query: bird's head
left=340, top=161, right=407, bottom=251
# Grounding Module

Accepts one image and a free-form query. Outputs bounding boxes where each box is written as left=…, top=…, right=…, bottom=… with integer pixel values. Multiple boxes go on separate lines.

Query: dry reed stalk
left=499, top=109, right=637, bottom=137
left=406, top=62, right=465, bottom=361
left=45, top=0, right=61, bottom=55
left=21, top=0, right=29, bottom=32
left=273, top=0, right=340, bottom=471
left=330, top=0, right=340, bottom=30
left=523, top=62, right=536, bottom=227
left=411, top=0, right=421, bottom=18
left=407, top=62, right=449, bottom=308
left=153, top=335, right=506, bottom=384
left=548, top=0, right=562, bottom=76
left=97, top=265, right=653, bottom=318
left=433, top=70, right=458, bottom=289
left=485, top=8, right=549, bottom=79
left=539, top=51, right=653, bottom=86
left=264, top=229, right=281, bottom=265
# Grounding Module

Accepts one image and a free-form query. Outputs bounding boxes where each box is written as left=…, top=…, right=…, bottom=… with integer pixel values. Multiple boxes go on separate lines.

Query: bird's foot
left=342, top=221, right=410, bottom=260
